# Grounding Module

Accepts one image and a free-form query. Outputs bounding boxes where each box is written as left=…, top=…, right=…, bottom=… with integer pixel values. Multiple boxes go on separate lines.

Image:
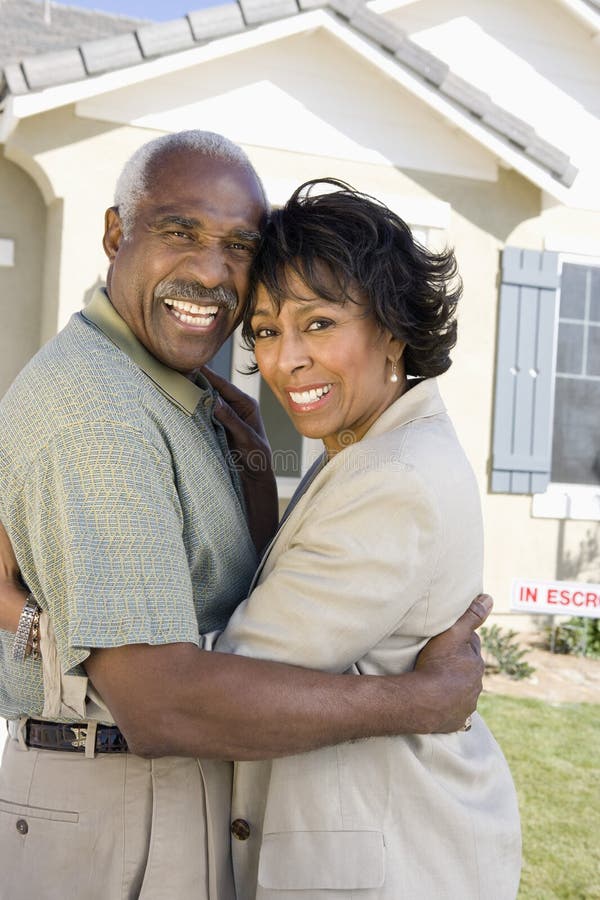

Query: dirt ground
left=482, top=628, right=600, bottom=705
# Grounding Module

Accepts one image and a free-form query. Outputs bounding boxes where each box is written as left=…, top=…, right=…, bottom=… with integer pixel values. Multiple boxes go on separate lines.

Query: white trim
left=0, top=238, right=15, bottom=267
left=367, top=0, right=415, bottom=12
left=301, top=437, right=324, bottom=473
left=230, top=326, right=260, bottom=401
left=545, top=235, right=600, bottom=258
left=532, top=483, right=600, bottom=520
left=554, top=0, right=600, bottom=34
left=276, top=475, right=302, bottom=500
left=1, top=9, right=572, bottom=202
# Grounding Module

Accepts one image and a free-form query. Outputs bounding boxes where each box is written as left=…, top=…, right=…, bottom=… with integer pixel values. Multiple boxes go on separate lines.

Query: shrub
left=480, top=625, right=535, bottom=680
left=545, top=616, right=600, bottom=658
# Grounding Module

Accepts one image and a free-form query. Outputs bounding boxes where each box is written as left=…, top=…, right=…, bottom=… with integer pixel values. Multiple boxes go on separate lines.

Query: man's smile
left=163, top=298, right=220, bottom=328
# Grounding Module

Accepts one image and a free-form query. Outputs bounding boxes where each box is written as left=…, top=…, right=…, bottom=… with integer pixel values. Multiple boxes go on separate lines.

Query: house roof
left=0, top=0, right=579, bottom=189
left=0, top=0, right=147, bottom=66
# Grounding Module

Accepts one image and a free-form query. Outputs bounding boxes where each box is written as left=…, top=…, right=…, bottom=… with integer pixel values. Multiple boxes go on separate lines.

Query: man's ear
left=103, top=207, right=124, bottom=261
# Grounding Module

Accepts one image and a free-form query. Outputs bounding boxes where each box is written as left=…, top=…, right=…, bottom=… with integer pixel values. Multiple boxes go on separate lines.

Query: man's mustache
left=154, top=279, right=238, bottom=311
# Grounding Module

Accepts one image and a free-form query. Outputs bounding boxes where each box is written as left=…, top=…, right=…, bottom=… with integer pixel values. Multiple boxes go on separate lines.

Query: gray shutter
left=208, top=335, right=234, bottom=380
left=491, top=247, right=560, bottom=493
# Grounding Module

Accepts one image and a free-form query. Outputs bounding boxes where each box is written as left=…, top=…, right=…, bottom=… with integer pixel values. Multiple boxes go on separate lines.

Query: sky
left=55, top=0, right=218, bottom=19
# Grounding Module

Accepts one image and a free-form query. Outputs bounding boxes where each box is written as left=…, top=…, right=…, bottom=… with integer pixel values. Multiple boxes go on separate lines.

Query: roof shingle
left=0, top=0, right=146, bottom=67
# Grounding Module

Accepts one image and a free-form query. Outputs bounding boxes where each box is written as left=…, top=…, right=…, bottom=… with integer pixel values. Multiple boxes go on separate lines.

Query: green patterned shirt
left=0, top=288, right=257, bottom=718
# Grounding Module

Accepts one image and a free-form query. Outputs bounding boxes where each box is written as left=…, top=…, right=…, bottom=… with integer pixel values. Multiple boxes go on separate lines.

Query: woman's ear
left=386, top=336, right=406, bottom=365
left=103, top=207, right=124, bottom=262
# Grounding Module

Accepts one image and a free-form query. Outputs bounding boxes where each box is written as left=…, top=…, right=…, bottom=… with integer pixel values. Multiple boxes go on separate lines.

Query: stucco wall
left=0, top=152, right=46, bottom=396
left=4, top=108, right=166, bottom=335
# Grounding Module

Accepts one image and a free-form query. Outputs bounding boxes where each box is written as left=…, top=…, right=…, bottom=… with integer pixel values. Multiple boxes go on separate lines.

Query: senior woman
left=213, top=179, right=521, bottom=899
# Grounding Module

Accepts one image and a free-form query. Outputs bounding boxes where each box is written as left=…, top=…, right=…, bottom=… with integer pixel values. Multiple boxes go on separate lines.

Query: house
left=1, top=0, right=599, bottom=622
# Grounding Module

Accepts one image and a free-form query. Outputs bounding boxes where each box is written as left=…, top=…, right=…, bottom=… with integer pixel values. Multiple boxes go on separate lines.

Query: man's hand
left=0, top=521, right=30, bottom=632
left=410, top=594, right=492, bottom=733
left=201, top=367, right=278, bottom=556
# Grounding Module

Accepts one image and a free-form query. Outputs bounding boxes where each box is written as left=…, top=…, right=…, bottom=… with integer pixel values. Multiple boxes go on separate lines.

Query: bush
left=480, top=625, right=535, bottom=680
left=545, top=616, right=600, bottom=658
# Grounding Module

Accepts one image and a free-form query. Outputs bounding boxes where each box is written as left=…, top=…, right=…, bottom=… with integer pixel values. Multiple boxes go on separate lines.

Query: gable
left=0, top=0, right=582, bottom=202
left=76, top=28, right=497, bottom=181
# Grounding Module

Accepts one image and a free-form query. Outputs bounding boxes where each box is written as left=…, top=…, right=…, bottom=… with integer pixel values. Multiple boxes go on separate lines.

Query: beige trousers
left=0, top=729, right=235, bottom=900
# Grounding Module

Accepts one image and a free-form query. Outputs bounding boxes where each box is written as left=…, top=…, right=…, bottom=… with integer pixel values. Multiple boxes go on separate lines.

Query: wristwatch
left=12, top=595, right=40, bottom=663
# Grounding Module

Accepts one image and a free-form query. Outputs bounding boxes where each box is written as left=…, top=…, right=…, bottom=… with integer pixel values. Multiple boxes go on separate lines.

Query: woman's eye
left=254, top=327, right=277, bottom=339
left=307, top=319, right=333, bottom=331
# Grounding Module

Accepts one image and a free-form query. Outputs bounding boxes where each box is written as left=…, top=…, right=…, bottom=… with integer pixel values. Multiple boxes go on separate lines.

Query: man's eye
left=167, top=231, right=193, bottom=240
left=307, top=319, right=333, bottom=331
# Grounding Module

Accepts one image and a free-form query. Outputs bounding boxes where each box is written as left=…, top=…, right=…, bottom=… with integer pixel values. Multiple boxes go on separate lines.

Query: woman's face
left=251, top=269, right=404, bottom=456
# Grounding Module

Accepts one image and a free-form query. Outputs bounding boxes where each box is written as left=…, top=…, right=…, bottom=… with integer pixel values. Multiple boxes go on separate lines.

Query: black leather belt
left=24, top=718, right=129, bottom=753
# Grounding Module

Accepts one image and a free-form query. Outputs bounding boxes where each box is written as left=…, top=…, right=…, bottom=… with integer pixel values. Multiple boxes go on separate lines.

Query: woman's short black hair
left=243, top=178, right=462, bottom=377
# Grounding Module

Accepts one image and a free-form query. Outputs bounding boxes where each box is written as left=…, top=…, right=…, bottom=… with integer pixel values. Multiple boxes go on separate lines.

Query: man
left=0, top=130, right=488, bottom=899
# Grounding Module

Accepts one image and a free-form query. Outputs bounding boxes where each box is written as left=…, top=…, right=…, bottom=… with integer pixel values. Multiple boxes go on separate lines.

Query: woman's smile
left=286, top=382, right=334, bottom=411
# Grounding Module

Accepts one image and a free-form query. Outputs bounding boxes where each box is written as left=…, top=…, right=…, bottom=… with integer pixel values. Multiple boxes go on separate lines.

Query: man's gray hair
left=114, top=130, right=266, bottom=236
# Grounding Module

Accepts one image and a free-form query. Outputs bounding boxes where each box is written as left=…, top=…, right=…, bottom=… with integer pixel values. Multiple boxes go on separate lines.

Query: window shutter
left=491, top=247, right=560, bottom=494
left=208, top=335, right=234, bottom=380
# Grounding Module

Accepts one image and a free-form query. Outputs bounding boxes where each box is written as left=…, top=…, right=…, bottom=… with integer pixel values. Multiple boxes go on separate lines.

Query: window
left=491, top=247, right=600, bottom=520
left=551, top=261, right=600, bottom=485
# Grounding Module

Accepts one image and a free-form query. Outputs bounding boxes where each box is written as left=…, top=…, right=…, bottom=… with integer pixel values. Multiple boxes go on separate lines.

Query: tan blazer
left=218, top=378, right=521, bottom=899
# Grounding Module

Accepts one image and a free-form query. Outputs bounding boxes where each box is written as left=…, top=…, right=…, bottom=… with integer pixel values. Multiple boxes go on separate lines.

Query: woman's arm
left=0, top=521, right=29, bottom=631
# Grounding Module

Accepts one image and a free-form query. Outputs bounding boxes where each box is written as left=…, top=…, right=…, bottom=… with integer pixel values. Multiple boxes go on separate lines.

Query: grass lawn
left=479, top=693, right=600, bottom=900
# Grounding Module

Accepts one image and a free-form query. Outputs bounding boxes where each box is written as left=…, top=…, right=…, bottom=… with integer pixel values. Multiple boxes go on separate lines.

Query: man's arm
left=84, top=595, right=489, bottom=760
left=0, top=519, right=488, bottom=756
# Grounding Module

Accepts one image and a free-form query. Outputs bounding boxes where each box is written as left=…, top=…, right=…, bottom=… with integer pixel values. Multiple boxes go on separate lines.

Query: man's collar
left=81, top=287, right=205, bottom=415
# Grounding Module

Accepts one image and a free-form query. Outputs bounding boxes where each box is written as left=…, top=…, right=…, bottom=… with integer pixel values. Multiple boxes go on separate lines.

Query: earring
left=390, top=360, right=399, bottom=383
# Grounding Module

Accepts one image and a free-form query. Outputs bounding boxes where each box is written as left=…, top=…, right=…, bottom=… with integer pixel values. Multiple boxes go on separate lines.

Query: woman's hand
left=0, top=521, right=29, bottom=632
left=200, top=367, right=279, bottom=556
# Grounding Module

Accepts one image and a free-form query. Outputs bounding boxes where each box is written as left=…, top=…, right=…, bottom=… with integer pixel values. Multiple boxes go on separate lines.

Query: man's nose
left=184, top=244, right=228, bottom=289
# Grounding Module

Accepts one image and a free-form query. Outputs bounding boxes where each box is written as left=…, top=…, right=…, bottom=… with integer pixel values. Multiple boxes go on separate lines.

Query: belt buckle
left=68, top=724, right=88, bottom=751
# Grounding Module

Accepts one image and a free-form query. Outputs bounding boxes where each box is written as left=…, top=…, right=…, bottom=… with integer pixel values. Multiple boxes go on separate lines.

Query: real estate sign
left=511, top=579, right=600, bottom=619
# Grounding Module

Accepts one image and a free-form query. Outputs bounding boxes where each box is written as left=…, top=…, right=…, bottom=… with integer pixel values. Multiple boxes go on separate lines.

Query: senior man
left=0, top=131, right=488, bottom=900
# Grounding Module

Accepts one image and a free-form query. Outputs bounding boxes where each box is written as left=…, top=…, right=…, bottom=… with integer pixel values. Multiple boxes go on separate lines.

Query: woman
left=213, top=179, right=521, bottom=898
left=0, top=179, right=521, bottom=898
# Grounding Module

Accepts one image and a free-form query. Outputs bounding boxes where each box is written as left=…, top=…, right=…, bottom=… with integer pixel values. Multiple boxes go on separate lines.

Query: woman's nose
left=277, top=331, right=311, bottom=374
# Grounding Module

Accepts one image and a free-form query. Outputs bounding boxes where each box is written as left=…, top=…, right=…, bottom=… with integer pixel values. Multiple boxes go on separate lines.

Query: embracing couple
left=0, top=130, right=520, bottom=899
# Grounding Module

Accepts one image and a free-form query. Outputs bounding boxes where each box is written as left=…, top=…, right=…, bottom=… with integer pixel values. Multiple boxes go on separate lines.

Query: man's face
left=103, top=150, right=267, bottom=375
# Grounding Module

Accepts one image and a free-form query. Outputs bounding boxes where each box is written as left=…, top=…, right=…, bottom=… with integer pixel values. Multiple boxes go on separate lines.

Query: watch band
left=12, top=595, right=40, bottom=663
